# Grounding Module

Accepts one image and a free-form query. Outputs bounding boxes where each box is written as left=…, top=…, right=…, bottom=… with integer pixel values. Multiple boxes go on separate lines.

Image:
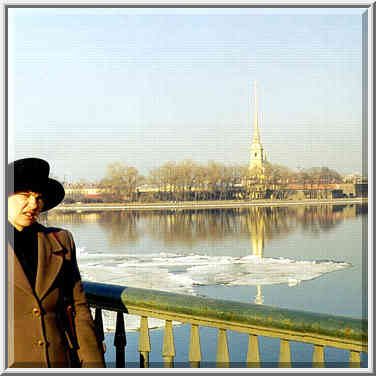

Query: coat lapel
left=8, top=244, right=34, bottom=297
left=35, top=231, right=64, bottom=300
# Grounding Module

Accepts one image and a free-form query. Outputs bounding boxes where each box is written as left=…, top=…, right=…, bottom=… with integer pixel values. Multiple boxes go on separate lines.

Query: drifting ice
left=77, top=248, right=351, bottom=331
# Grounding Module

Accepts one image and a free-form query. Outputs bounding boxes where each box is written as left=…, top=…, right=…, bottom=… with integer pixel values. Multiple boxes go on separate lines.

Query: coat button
left=32, top=308, right=41, bottom=317
left=37, top=340, right=45, bottom=346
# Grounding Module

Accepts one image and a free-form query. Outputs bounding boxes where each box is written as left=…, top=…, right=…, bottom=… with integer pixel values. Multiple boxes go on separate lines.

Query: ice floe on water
left=185, top=255, right=351, bottom=287
left=76, top=246, right=351, bottom=332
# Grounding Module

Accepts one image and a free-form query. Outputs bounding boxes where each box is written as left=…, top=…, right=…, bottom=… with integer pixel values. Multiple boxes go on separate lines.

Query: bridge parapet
left=83, top=281, right=367, bottom=368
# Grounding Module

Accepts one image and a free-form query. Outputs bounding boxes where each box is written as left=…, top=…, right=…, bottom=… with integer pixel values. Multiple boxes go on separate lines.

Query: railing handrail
left=82, top=281, right=367, bottom=353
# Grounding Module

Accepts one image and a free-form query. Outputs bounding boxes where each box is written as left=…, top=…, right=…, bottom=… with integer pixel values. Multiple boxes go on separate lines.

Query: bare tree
left=101, top=162, right=144, bottom=202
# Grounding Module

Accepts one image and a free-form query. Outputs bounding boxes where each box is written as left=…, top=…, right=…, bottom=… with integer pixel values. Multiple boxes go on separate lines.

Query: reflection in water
left=44, top=204, right=365, bottom=249
left=247, top=210, right=265, bottom=304
left=100, top=211, right=141, bottom=245
left=43, top=211, right=142, bottom=246
left=254, top=285, right=264, bottom=305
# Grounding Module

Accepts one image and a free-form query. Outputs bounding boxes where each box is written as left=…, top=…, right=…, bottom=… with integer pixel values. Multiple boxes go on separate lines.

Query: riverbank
left=49, top=197, right=367, bottom=212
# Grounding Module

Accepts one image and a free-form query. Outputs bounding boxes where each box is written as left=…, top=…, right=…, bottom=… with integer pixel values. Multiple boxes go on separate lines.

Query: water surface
left=41, top=203, right=368, bottom=367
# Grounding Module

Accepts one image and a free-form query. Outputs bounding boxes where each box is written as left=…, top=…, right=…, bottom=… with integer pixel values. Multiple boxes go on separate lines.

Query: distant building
left=343, top=174, right=360, bottom=184
left=63, top=183, right=110, bottom=201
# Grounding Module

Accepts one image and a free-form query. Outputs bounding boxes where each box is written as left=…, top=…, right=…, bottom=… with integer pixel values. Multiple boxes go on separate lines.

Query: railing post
left=138, top=316, right=150, bottom=368
left=216, top=328, right=229, bottom=367
left=189, top=324, right=202, bottom=368
left=312, top=344, right=325, bottom=368
left=94, top=308, right=105, bottom=352
left=349, top=350, right=361, bottom=368
left=162, top=320, right=175, bottom=367
left=247, top=334, right=260, bottom=367
left=114, top=311, right=126, bottom=368
left=279, top=339, right=291, bottom=368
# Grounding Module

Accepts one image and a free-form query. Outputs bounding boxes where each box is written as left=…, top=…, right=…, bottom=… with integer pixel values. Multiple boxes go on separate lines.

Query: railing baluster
left=279, top=339, right=291, bottom=368
left=162, top=320, right=175, bottom=367
left=216, top=328, right=229, bottom=367
left=114, top=311, right=126, bottom=368
left=312, top=344, right=325, bottom=367
left=247, top=334, right=260, bottom=367
left=94, top=308, right=105, bottom=353
left=189, top=324, right=202, bottom=368
left=349, top=350, right=361, bottom=368
left=138, top=316, right=150, bottom=368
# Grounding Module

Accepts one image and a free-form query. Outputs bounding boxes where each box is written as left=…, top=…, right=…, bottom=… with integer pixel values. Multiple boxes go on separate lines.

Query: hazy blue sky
left=8, top=7, right=366, bottom=182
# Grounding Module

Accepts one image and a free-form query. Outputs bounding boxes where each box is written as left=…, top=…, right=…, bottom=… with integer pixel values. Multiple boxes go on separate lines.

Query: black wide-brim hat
left=7, top=158, right=65, bottom=212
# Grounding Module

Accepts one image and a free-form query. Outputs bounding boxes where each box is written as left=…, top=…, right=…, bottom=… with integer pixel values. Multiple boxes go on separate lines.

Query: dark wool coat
left=8, top=224, right=106, bottom=368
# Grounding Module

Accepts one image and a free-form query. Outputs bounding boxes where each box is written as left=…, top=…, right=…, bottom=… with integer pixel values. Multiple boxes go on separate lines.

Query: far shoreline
left=48, top=197, right=368, bottom=213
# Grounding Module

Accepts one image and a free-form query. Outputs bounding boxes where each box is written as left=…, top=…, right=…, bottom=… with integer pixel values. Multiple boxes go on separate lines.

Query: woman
left=7, top=157, right=106, bottom=368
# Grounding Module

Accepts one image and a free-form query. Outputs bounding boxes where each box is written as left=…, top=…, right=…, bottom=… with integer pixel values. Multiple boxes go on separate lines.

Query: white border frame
left=2, top=1, right=373, bottom=373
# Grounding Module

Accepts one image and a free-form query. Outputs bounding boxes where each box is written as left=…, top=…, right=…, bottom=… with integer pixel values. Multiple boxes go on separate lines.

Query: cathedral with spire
left=249, top=81, right=267, bottom=174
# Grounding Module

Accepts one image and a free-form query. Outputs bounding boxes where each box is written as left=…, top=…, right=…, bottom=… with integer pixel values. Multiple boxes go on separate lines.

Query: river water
left=41, top=203, right=368, bottom=368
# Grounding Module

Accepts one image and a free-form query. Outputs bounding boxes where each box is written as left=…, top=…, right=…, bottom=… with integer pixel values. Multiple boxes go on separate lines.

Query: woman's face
left=8, top=191, right=44, bottom=231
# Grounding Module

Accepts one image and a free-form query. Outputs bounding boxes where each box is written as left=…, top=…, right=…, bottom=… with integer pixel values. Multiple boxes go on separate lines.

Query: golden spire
left=249, top=81, right=266, bottom=173
left=252, top=81, right=261, bottom=144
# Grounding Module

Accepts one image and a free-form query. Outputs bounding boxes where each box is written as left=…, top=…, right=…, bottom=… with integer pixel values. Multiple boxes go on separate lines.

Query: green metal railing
left=82, top=281, right=368, bottom=368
